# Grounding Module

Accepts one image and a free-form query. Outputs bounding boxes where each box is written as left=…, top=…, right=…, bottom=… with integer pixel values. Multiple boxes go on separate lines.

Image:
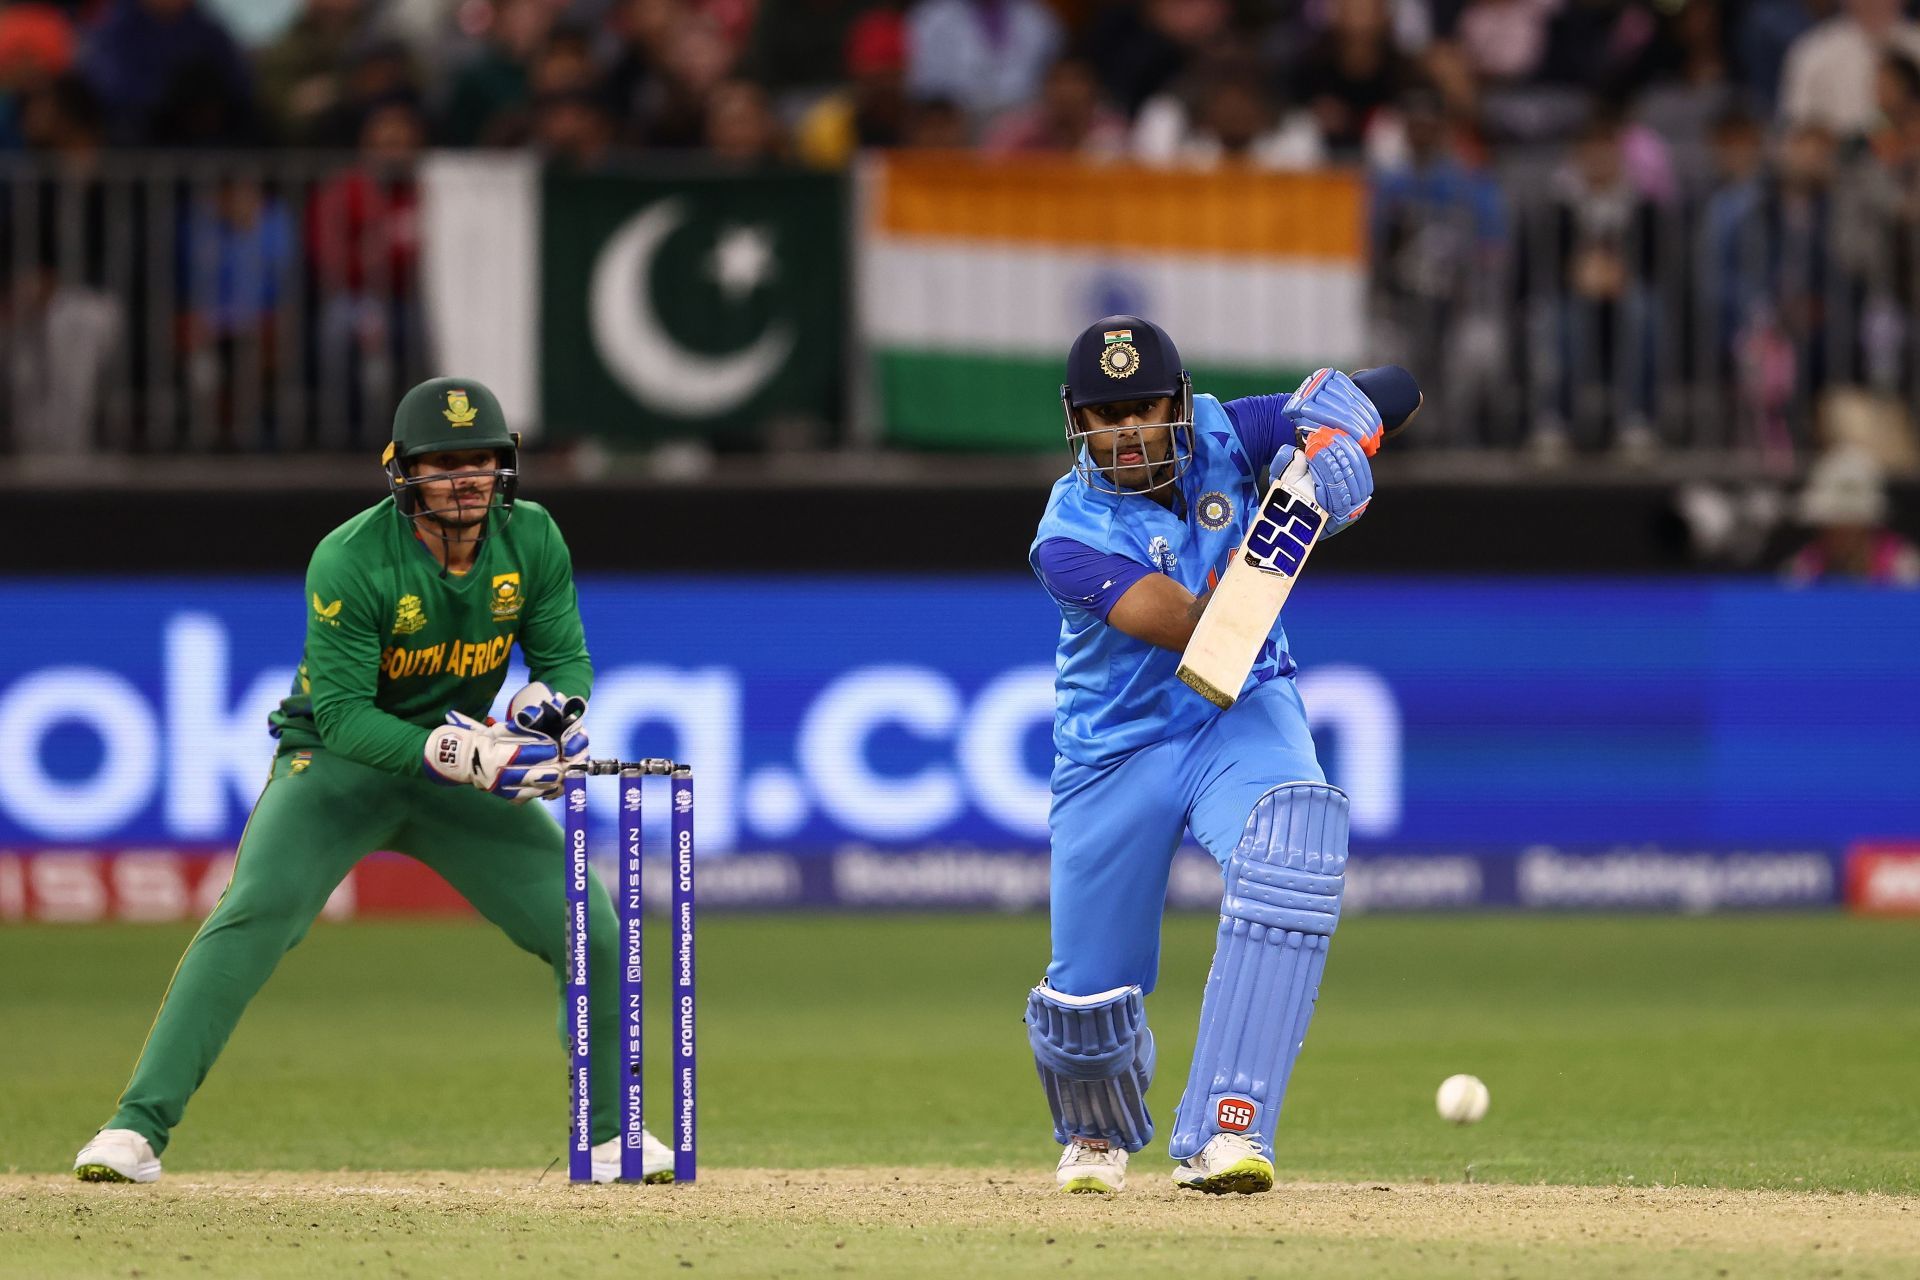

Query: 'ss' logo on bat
left=1243, top=490, right=1323, bottom=577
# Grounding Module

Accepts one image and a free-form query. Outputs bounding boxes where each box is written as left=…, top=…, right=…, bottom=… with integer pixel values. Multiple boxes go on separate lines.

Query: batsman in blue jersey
left=1025, top=315, right=1411, bottom=1195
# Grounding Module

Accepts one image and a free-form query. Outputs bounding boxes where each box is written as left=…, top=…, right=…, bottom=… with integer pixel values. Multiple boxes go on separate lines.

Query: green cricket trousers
left=108, top=746, right=624, bottom=1153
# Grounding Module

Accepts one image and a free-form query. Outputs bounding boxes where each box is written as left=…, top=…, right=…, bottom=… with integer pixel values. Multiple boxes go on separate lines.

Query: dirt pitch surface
left=6, top=1169, right=1917, bottom=1279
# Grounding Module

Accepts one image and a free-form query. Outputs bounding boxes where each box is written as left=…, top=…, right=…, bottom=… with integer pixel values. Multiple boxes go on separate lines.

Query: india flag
left=860, top=153, right=1367, bottom=450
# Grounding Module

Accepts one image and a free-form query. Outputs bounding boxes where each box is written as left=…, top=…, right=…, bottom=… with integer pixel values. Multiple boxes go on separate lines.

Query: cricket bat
left=1176, top=367, right=1420, bottom=709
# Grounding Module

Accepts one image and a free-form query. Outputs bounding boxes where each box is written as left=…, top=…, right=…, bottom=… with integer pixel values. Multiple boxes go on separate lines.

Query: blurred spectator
left=255, top=0, right=381, bottom=144
left=79, top=0, right=255, bottom=147
left=982, top=54, right=1128, bottom=156
left=638, top=9, right=736, bottom=147
left=533, top=87, right=618, bottom=169
left=534, top=23, right=599, bottom=94
left=1636, top=1, right=1737, bottom=155
left=1133, top=46, right=1324, bottom=168
left=1780, top=0, right=1920, bottom=137
left=796, top=8, right=912, bottom=168
left=601, top=0, right=679, bottom=133
left=1525, top=113, right=1661, bottom=456
left=307, top=94, right=426, bottom=444
left=707, top=78, right=786, bottom=162
left=440, top=0, right=556, bottom=146
left=1610, top=92, right=1680, bottom=205
left=1082, top=0, right=1229, bottom=116
left=1540, top=0, right=1666, bottom=92
left=1369, top=85, right=1508, bottom=445
left=1830, top=53, right=1920, bottom=395
left=906, top=0, right=1062, bottom=124
left=177, top=176, right=294, bottom=447
left=200, top=0, right=304, bottom=48
left=1290, top=0, right=1411, bottom=158
left=1738, top=0, right=1828, bottom=116
left=1703, top=122, right=1845, bottom=459
left=3, top=73, right=123, bottom=457
left=743, top=0, right=876, bottom=102
left=297, top=38, right=424, bottom=148
left=0, top=3, right=75, bottom=149
left=1782, top=444, right=1920, bottom=582
left=1699, top=105, right=1767, bottom=349
left=904, top=94, right=969, bottom=145
left=1453, top=0, right=1553, bottom=86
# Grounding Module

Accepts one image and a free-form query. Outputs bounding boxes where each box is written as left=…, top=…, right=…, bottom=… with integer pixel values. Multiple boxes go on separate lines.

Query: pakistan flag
left=417, top=156, right=846, bottom=447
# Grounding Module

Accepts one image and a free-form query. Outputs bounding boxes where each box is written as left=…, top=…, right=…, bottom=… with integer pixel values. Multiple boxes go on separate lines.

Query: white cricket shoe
left=1172, top=1133, right=1273, bottom=1195
left=589, top=1128, right=674, bottom=1184
left=1055, top=1138, right=1127, bottom=1194
left=73, top=1129, right=162, bottom=1184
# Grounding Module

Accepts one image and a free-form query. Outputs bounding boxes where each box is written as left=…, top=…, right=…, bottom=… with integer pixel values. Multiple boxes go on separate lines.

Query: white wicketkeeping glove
left=422, top=711, right=565, bottom=803
left=506, top=681, right=589, bottom=769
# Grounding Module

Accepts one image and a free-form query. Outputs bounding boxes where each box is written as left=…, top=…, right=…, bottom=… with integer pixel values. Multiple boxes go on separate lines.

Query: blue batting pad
left=1169, top=782, right=1348, bottom=1160
left=1026, top=983, right=1157, bottom=1152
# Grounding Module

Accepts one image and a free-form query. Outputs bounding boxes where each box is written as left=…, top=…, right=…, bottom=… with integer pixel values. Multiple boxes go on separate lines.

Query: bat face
left=1175, top=454, right=1327, bottom=709
left=1175, top=365, right=1420, bottom=709
left=1242, top=477, right=1326, bottom=577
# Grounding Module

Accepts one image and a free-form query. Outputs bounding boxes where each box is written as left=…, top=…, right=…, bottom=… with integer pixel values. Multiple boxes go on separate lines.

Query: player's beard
left=1105, top=432, right=1173, bottom=492
left=419, top=482, right=494, bottom=532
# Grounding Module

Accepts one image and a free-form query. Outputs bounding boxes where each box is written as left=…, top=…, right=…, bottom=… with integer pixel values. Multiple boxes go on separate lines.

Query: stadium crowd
left=0, top=0, right=1906, bottom=167
left=1, top=0, right=1919, bottom=489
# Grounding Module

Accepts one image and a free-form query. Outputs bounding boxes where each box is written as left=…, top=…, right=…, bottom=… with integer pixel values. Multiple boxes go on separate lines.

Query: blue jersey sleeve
left=1222, top=394, right=1296, bottom=475
left=1033, top=537, right=1155, bottom=620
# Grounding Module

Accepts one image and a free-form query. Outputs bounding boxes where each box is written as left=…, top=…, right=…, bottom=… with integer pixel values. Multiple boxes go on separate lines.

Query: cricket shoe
left=1172, top=1133, right=1273, bottom=1195
left=1055, top=1138, right=1127, bottom=1194
left=73, top=1129, right=162, bottom=1184
left=589, top=1128, right=674, bottom=1184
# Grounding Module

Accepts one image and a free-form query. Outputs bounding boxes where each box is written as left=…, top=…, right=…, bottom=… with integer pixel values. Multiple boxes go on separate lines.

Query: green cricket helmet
left=381, top=376, right=521, bottom=524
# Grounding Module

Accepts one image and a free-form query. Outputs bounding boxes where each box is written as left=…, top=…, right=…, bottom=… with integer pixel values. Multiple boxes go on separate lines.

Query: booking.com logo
left=0, top=613, right=1402, bottom=850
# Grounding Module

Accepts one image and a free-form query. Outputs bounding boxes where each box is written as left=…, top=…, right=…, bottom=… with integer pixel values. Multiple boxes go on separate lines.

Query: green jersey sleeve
left=303, top=538, right=433, bottom=775
left=517, top=510, right=594, bottom=702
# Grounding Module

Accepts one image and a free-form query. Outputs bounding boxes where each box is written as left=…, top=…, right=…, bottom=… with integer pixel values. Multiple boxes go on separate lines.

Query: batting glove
left=1282, top=367, right=1385, bottom=456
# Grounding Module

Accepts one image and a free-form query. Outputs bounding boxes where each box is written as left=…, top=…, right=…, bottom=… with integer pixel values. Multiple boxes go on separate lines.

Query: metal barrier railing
left=0, top=153, right=427, bottom=457
left=6, top=149, right=1914, bottom=464
left=1374, top=153, right=1920, bottom=464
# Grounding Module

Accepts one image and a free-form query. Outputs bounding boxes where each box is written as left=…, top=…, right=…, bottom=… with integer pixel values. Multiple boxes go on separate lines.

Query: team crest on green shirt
left=289, top=751, right=312, bottom=775
left=393, top=595, right=428, bottom=635
left=490, top=572, right=524, bottom=620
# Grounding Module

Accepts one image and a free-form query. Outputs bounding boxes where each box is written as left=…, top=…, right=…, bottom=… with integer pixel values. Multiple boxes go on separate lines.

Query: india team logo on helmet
left=1099, top=335, right=1140, bottom=380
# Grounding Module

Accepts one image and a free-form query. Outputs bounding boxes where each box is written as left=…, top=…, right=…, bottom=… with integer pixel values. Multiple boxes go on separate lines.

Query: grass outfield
left=3, top=914, right=1917, bottom=1276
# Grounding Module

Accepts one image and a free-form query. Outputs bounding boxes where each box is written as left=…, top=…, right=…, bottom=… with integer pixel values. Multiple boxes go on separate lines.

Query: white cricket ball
left=1436, top=1074, right=1490, bottom=1125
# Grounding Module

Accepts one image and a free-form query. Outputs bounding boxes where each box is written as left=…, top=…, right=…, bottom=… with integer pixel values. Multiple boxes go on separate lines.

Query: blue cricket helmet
left=1060, top=315, right=1195, bottom=495
left=1063, top=315, right=1188, bottom=409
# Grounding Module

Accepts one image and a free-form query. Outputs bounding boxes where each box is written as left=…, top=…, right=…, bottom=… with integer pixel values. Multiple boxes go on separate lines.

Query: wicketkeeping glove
left=505, top=681, right=589, bottom=769
left=422, top=711, right=565, bottom=803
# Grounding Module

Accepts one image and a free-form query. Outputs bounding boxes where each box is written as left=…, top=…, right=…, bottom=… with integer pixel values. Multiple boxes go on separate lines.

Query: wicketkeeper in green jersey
left=73, top=376, right=671, bottom=1184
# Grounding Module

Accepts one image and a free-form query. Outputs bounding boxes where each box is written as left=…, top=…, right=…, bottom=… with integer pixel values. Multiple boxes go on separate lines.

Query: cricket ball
left=1435, top=1074, right=1490, bottom=1125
